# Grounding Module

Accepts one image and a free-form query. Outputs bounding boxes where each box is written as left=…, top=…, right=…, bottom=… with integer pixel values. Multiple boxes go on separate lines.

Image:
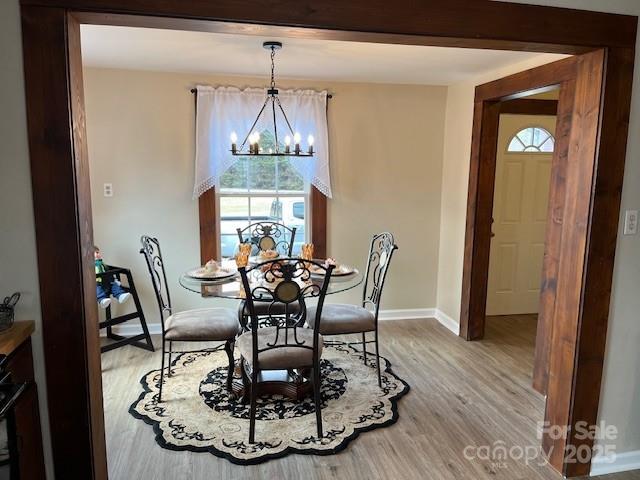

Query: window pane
left=517, top=128, right=533, bottom=145
left=219, top=196, right=248, bottom=233
left=219, top=196, right=249, bottom=258
left=532, top=127, right=546, bottom=146
left=508, top=137, right=525, bottom=152
left=248, top=156, right=277, bottom=191
left=249, top=196, right=277, bottom=222
left=280, top=196, right=305, bottom=254
left=277, top=157, right=304, bottom=192
left=539, top=137, right=555, bottom=152
left=220, top=234, right=239, bottom=258
left=220, top=157, right=248, bottom=191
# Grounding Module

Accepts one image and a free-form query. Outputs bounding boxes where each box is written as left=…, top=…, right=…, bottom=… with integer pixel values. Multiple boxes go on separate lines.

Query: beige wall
left=0, top=1, right=54, bottom=477
left=84, top=68, right=447, bottom=321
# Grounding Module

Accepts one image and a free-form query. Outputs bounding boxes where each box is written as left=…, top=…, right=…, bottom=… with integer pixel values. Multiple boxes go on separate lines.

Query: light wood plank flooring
left=101, top=315, right=639, bottom=480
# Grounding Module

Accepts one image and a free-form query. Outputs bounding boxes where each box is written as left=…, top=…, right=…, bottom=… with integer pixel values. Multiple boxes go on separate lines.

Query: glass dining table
left=178, top=259, right=363, bottom=299
left=178, top=257, right=364, bottom=401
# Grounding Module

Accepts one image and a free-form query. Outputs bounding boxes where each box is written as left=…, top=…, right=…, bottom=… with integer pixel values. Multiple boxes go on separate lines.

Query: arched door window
left=507, top=126, right=555, bottom=152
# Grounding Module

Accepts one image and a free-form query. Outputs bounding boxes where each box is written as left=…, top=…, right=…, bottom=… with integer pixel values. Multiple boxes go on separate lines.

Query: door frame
left=18, top=1, right=636, bottom=478
left=459, top=49, right=634, bottom=476
left=486, top=100, right=558, bottom=316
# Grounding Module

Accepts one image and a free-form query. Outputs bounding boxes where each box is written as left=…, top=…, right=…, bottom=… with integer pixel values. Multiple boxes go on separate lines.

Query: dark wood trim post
left=199, top=187, right=218, bottom=263
left=20, top=7, right=107, bottom=479
left=311, top=186, right=328, bottom=259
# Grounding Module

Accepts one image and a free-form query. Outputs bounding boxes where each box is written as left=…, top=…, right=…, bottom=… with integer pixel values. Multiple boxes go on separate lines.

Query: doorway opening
left=485, top=90, right=559, bottom=392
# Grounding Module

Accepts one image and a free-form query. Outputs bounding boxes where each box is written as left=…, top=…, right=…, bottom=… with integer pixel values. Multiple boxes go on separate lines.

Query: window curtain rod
left=189, top=87, right=332, bottom=98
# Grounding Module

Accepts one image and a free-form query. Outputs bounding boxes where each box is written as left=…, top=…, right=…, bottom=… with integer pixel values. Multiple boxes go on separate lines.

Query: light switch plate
left=103, top=183, right=113, bottom=197
left=624, top=209, right=638, bottom=235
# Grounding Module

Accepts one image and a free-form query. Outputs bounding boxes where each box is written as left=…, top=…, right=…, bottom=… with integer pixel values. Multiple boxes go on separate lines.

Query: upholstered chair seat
left=307, top=304, right=375, bottom=335
left=304, top=232, right=398, bottom=389
left=236, top=326, right=323, bottom=370
left=140, top=235, right=240, bottom=402
left=238, top=300, right=301, bottom=318
left=165, top=307, right=240, bottom=341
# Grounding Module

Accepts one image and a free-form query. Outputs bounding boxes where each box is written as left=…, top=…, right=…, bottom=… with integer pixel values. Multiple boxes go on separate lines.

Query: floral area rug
left=130, top=342, right=409, bottom=464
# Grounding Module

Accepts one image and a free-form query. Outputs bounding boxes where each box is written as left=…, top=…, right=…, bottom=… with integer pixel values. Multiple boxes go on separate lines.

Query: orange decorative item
left=301, top=243, right=314, bottom=261
left=235, top=252, right=249, bottom=268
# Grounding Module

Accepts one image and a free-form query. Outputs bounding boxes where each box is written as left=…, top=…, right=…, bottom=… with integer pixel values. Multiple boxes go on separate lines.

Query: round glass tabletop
left=179, top=259, right=363, bottom=300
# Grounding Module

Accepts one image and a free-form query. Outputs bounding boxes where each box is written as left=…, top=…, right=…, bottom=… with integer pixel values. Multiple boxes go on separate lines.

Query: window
left=218, top=131, right=307, bottom=258
left=507, top=126, right=555, bottom=153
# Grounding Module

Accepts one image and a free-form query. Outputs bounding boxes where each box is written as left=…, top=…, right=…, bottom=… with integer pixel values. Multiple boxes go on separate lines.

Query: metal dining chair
left=306, top=232, right=398, bottom=387
left=236, top=221, right=299, bottom=330
left=236, top=258, right=334, bottom=443
left=236, top=221, right=297, bottom=257
left=140, top=235, right=240, bottom=402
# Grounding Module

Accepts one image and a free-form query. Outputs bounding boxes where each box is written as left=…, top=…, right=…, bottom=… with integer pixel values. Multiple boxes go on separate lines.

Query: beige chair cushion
left=307, top=304, right=376, bottom=335
left=239, top=300, right=301, bottom=317
left=236, top=326, right=323, bottom=370
left=165, top=307, right=240, bottom=341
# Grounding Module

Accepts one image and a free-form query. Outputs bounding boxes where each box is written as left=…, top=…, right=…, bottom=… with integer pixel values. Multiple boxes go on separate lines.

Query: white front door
left=486, top=115, right=556, bottom=316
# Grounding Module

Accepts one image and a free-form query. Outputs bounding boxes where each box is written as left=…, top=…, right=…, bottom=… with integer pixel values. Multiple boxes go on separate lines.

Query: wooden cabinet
left=1, top=323, right=45, bottom=479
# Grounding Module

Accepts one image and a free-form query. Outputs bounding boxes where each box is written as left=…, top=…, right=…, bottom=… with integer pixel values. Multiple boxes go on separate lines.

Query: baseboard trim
left=101, top=307, right=461, bottom=337
left=591, top=450, right=640, bottom=476
left=434, top=309, right=461, bottom=336
left=377, top=308, right=436, bottom=321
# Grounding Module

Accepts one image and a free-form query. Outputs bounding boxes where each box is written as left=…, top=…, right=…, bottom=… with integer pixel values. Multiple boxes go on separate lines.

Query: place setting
left=179, top=242, right=361, bottom=298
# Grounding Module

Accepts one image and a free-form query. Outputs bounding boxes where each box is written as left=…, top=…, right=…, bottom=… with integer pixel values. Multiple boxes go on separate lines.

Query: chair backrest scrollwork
left=140, top=235, right=172, bottom=331
left=362, top=232, right=398, bottom=317
left=236, top=222, right=297, bottom=256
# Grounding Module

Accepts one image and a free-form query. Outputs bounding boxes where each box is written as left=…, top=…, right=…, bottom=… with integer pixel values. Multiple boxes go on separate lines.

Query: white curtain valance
left=193, top=85, right=332, bottom=198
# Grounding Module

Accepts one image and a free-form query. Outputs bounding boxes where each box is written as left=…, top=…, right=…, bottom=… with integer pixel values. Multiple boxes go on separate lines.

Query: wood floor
left=101, top=315, right=639, bottom=480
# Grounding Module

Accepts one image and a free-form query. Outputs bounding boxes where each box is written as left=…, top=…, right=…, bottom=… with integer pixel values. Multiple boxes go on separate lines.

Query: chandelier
left=230, top=41, right=314, bottom=157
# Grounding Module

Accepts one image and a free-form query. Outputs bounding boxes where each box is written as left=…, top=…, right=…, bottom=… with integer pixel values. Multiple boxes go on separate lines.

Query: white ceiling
left=80, top=26, right=565, bottom=86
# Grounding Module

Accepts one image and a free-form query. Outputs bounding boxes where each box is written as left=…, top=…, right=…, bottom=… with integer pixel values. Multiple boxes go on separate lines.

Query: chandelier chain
left=270, top=47, right=276, bottom=90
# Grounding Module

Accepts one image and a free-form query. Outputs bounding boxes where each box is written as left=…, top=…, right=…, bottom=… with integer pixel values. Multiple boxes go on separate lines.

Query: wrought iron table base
left=231, top=364, right=312, bottom=402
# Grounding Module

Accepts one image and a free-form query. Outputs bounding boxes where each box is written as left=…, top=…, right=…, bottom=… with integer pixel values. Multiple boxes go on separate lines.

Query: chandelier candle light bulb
left=284, top=135, right=291, bottom=154
left=250, top=132, right=260, bottom=154
left=294, top=132, right=301, bottom=155
left=230, top=132, right=238, bottom=154
left=308, top=134, right=314, bottom=154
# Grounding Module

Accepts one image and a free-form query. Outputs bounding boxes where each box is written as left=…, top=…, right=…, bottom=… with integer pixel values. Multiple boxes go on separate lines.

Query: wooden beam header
left=22, top=0, right=638, bottom=53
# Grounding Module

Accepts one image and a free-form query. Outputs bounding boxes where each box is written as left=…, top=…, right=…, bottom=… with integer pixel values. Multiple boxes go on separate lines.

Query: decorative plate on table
left=186, top=266, right=237, bottom=281
left=310, top=264, right=358, bottom=278
left=249, top=252, right=280, bottom=264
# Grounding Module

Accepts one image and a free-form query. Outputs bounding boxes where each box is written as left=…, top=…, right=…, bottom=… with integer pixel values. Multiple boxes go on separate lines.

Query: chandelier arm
left=275, top=96, right=296, bottom=137
left=271, top=97, right=280, bottom=153
left=239, top=96, right=270, bottom=150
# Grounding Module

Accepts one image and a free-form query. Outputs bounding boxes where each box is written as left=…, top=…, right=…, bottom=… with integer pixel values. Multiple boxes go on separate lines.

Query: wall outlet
left=103, top=183, right=113, bottom=197
left=624, top=209, right=638, bottom=235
